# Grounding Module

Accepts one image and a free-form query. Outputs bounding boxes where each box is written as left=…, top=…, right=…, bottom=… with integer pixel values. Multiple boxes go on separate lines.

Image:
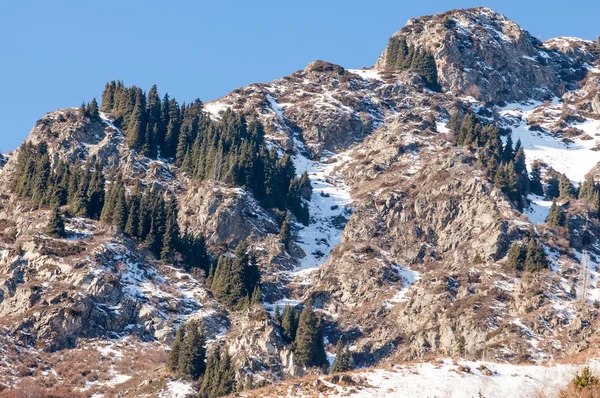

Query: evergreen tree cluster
left=273, top=301, right=327, bottom=369
left=79, top=98, right=100, bottom=121
left=448, top=111, right=530, bottom=209
left=167, top=322, right=235, bottom=397
left=208, top=240, right=261, bottom=311
left=12, top=142, right=209, bottom=271
left=167, top=320, right=207, bottom=380
left=199, top=347, right=235, bottom=398
left=101, top=82, right=310, bottom=223
left=13, top=142, right=106, bottom=217
left=385, top=36, right=440, bottom=91
left=273, top=304, right=300, bottom=343
left=544, top=171, right=576, bottom=201
left=506, top=230, right=549, bottom=272
left=579, top=174, right=600, bottom=217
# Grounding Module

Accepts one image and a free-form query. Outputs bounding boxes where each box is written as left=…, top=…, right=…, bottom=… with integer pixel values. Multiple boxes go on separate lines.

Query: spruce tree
left=530, top=162, right=544, bottom=196
left=331, top=342, right=354, bottom=373
left=280, top=213, right=292, bottom=250
left=216, top=351, right=235, bottom=397
left=177, top=320, right=207, bottom=380
left=525, top=238, right=549, bottom=272
left=545, top=176, right=560, bottom=200
left=112, top=184, right=128, bottom=231
left=46, top=207, right=65, bottom=238
left=86, top=161, right=105, bottom=219
left=167, top=323, right=186, bottom=372
left=506, top=242, right=526, bottom=271
left=281, top=305, right=298, bottom=342
left=558, top=174, right=575, bottom=199
left=250, top=285, right=263, bottom=306
left=294, top=300, right=327, bottom=368
left=160, top=197, right=180, bottom=263
left=546, top=201, right=565, bottom=227
left=274, top=305, right=282, bottom=324
left=199, top=347, right=234, bottom=398
left=126, top=89, right=147, bottom=150
left=88, top=98, right=100, bottom=120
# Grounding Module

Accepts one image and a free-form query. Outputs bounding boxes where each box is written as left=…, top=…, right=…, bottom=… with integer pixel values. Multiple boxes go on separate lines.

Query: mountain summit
left=376, top=6, right=588, bottom=102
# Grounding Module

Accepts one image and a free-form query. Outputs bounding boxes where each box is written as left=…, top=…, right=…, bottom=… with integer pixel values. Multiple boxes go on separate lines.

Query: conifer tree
left=546, top=201, right=565, bottom=227
left=525, top=238, right=549, bottom=272
left=274, top=305, right=282, bottom=324
left=545, top=176, right=560, bottom=199
left=177, top=320, right=207, bottom=380
left=280, top=213, right=292, bottom=250
left=281, top=305, right=298, bottom=343
left=294, top=300, right=327, bottom=368
left=506, top=242, right=526, bottom=271
left=160, top=197, right=179, bottom=263
left=127, top=89, right=147, bottom=149
left=251, top=285, right=263, bottom=306
left=167, top=323, right=186, bottom=372
left=112, top=184, right=128, bottom=231
left=530, top=162, right=544, bottom=196
left=559, top=174, right=575, bottom=199
left=299, top=171, right=313, bottom=200
left=46, top=207, right=65, bottom=238
left=101, top=81, right=116, bottom=112
left=88, top=98, right=100, bottom=120
left=86, top=161, right=105, bottom=219
left=199, top=348, right=235, bottom=398
left=180, top=233, right=209, bottom=272
left=331, top=342, right=354, bottom=373
left=216, top=351, right=235, bottom=397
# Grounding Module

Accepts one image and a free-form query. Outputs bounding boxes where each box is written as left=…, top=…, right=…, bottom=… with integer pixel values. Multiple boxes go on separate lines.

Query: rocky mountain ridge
left=1, top=6, right=600, bottom=397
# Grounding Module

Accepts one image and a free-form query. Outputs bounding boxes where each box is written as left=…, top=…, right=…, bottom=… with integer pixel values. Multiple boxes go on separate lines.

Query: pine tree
left=251, top=285, right=263, bottom=306
left=177, top=320, right=206, bottom=380
left=530, top=162, right=544, bottom=196
left=506, top=242, right=526, bottom=271
left=546, top=201, right=565, bottom=227
left=112, top=184, right=128, bottom=231
left=274, top=305, right=282, bottom=324
left=180, top=233, right=209, bottom=272
left=160, top=197, right=179, bottom=263
left=216, top=351, right=235, bottom=397
left=46, top=207, right=65, bottom=238
left=199, top=348, right=220, bottom=397
left=280, top=213, right=292, bottom=250
left=545, top=176, right=560, bottom=200
left=86, top=161, right=105, bottom=219
left=559, top=174, right=575, bottom=199
left=88, top=98, right=100, bottom=120
left=331, top=342, right=354, bottom=373
left=281, top=305, right=298, bottom=343
left=525, top=238, right=549, bottom=273
left=294, top=300, right=327, bottom=368
left=127, top=89, right=147, bottom=150
left=199, top=347, right=234, bottom=398
left=299, top=171, right=313, bottom=200
left=167, top=323, right=186, bottom=372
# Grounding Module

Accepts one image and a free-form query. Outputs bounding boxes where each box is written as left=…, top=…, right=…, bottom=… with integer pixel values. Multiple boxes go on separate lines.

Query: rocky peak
left=375, top=7, right=589, bottom=103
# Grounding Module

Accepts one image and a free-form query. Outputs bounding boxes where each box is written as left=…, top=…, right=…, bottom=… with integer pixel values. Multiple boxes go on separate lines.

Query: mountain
left=1, top=6, right=600, bottom=397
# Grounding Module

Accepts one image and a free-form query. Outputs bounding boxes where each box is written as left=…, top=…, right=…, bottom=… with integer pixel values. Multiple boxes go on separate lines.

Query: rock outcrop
left=375, top=7, right=590, bottom=103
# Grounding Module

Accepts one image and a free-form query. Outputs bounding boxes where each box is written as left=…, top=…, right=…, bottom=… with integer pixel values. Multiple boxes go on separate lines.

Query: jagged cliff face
left=375, top=7, right=588, bottom=103
left=1, top=6, right=600, bottom=397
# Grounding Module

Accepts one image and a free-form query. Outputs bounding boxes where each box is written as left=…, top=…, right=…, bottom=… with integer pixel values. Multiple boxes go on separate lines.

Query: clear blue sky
left=0, top=1, right=598, bottom=152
